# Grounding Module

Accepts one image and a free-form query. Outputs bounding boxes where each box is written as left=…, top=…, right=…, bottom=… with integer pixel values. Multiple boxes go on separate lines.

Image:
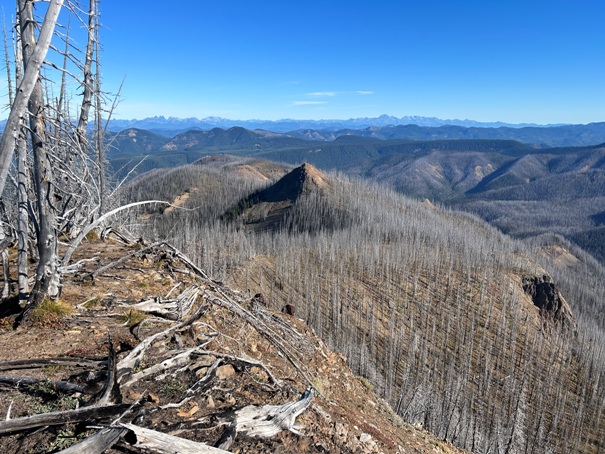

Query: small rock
left=224, top=393, right=236, bottom=405
left=333, top=422, right=349, bottom=445
left=126, top=390, right=143, bottom=400
left=359, top=432, right=372, bottom=443
left=216, top=364, right=235, bottom=380
left=206, top=395, right=215, bottom=409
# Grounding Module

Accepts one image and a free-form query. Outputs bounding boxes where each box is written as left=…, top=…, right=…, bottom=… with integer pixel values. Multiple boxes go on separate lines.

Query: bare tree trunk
left=18, top=0, right=63, bottom=312
left=75, top=0, right=96, bottom=147
left=93, top=1, right=106, bottom=217
left=16, top=134, right=29, bottom=303
left=14, top=13, right=29, bottom=303
left=0, top=0, right=64, bottom=197
left=2, top=12, right=13, bottom=105
left=0, top=19, right=14, bottom=300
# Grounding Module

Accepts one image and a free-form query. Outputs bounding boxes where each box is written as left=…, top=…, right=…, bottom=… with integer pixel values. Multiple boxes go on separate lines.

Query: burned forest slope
left=120, top=159, right=605, bottom=453
left=0, top=235, right=468, bottom=453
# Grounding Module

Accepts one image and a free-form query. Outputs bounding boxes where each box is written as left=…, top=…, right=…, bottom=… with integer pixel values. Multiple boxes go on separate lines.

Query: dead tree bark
left=234, top=387, right=313, bottom=438
left=119, top=423, right=231, bottom=454
left=14, top=18, right=30, bottom=303
left=0, top=376, right=85, bottom=393
left=0, top=0, right=64, bottom=197
left=93, top=5, right=106, bottom=217
left=16, top=132, right=29, bottom=303
left=75, top=0, right=96, bottom=147
left=1, top=17, right=15, bottom=300
left=17, top=0, right=64, bottom=313
left=56, top=427, right=127, bottom=454
left=0, top=403, right=132, bottom=435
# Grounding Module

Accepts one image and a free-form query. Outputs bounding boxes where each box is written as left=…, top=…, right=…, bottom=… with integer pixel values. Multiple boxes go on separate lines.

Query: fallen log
left=234, top=387, right=313, bottom=438
left=121, top=345, right=206, bottom=388
left=100, top=227, right=136, bottom=245
left=205, top=292, right=316, bottom=390
left=0, top=403, right=132, bottom=435
left=0, top=357, right=105, bottom=372
left=0, top=376, right=85, bottom=394
left=161, top=243, right=209, bottom=279
left=216, top=388, right=314, bottom=451
left=117, top=301, right=207, bottom=382
left=92, top=335, right=120, bottom=407
left=126, top=298, right=179, bottom=320
left=56, top=427, right=127, bottom=454
left=89, top=240, right=165, bottom=281
left=119, top=423, right=231, bottom=453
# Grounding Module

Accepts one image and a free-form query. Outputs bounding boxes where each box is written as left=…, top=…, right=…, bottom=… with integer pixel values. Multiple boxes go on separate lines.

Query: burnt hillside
left=119, top=159, right=605, bottom=453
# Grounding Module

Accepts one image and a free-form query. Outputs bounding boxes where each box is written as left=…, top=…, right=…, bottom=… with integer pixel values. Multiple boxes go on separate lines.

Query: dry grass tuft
left=120, top=309, right=148, bottom=327
left=29, top=299, right=75, bottom=327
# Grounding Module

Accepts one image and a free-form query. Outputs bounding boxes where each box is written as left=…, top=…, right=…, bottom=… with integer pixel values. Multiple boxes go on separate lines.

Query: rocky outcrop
left=522, top=274, right=576, bottom=330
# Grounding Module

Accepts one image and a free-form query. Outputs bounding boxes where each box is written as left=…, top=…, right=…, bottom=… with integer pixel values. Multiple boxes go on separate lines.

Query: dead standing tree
left=0, top=0, right=117, bottom=322
left=17, top=0, right=63, bottom=307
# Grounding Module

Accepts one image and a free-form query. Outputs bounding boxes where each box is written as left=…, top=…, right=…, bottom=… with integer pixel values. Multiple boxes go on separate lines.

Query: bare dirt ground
left=0, top=236, right=465, bottom=453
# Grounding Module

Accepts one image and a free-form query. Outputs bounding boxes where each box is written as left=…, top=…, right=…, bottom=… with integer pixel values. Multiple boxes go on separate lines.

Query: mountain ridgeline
left=108, top=125, right=605, bottom=264
left=118, top=158, right=605, bottom=453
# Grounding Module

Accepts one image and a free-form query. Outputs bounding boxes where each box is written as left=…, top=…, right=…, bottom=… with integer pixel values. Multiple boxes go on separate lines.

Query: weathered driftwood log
left=0, top=403, right=132, bottom=435
left=121, top=345, right=206, bottom=388
left=124, top=298, right=180, bottom=320
left=0, top=376, right=84, bottom=394
left=0, top=357, right=105, bottom=372
left=124, top=286, right=201, bottom=321
left=117, top=301, right=207, bottom=382
left=234, top=387, right=313, bottom=438
left=92, top=335, right=120, bottom=407
left=217, top=388, right=314, bottom=451
left=119, top=423, right=231, bottom=453
left=56, top=427, right=127, bottom=454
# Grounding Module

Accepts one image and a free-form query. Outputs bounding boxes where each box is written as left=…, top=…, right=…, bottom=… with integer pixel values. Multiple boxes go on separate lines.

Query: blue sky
left=4, top=0, right=605, bottom=124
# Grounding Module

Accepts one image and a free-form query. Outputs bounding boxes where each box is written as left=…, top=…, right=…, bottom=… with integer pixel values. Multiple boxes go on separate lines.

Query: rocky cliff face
left=522, top=274, right=576, bottom=330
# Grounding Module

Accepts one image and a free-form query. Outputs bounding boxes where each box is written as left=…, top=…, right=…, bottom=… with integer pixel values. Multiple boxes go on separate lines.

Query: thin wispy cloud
left=293, top=101, right=328, bottom=106
left=304, top=90, right=373, bottom=98
left=307, top=91, right=336, bottom=97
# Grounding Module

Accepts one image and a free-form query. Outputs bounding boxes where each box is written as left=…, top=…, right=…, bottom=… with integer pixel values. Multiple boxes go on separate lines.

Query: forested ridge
left=119, top=157, right=605, bottom=453
left=107, top=126, right=605, bottom=265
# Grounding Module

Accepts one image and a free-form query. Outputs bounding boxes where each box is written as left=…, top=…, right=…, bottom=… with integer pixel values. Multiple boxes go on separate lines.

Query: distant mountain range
left=2, top=114, right=601, bottom=144
left=105, top=114, right=565, bottom=134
